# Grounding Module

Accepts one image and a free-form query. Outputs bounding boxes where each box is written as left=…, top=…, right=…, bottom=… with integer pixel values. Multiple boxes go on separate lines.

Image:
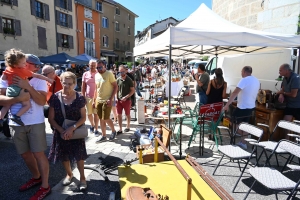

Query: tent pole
left=132, top=55, right=137, bottom=121
left=168, top=45, right=172, bottom=129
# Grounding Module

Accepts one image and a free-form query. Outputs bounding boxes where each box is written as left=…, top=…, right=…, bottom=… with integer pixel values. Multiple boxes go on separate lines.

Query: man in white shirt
left=223, top=66, right=260, bottom=150
left=0, top=54, right=50, bottom=199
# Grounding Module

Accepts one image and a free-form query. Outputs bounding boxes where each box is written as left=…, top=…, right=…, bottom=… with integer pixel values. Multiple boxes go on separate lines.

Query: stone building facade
left=212, top=0, right=300, bottom=34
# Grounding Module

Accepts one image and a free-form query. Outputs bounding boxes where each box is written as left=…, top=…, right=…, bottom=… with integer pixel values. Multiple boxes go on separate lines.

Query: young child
left=0, top=48, right=53, bottom=126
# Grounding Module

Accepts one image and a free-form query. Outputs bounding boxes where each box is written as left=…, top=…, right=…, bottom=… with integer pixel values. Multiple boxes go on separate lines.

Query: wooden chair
left=136, top=124, right=171, bottom=163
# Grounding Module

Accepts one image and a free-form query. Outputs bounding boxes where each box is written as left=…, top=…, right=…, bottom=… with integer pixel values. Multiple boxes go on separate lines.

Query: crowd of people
left=1, top=47, right=299, bottom=200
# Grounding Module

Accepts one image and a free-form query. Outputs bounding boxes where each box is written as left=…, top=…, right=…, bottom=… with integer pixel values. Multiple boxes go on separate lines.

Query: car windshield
left=194, top=62, right=207, bottom=69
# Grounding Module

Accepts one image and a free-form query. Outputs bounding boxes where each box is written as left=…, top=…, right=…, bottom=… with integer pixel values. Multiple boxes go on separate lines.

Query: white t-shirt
left=151, top=68, right=157, bottom=78
left=237, top=76, right=260, bottom=109
left=0, top=78, right=47, bottom=126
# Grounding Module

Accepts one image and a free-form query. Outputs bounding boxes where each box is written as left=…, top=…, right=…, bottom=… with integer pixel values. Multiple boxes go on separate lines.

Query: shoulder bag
left=44, top=81, right=56, bottom=118
left=58, top=92, right=88, bottom=140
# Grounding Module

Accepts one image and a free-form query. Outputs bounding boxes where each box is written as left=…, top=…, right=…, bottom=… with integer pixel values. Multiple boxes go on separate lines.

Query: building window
left=59, top=0, right=67, bottom=10
left=57, top=33, right=73, bottom=48
left=102, top=17, right=108, bottom=28
left=115, top=7, right=120, bottom=15
left=85, top=40, right=95, bottom=57
left=35, top=1, right=44, bottom=19
left=127, top=26, right=130, bottom=35
left=30, top=1, right=50, bottom=20
left=115, top=21, right=119, bottom=31
left=115, top=38, right=119, bottom=49
left=1, top=0, right=17, bottom=5
left=2, top=17, right=14, bottom=34
left=1, top=0, right=11, bottom=4
left=96, top=1, right=102, bottom=12
left=102, top=35, right=108, bottom=47
left=84, top=8, right=92, bottom=19
left=62, top=34, right=69, bottom=47
left=127, top=42, right=130, bottom=51
left=128, top=14, right=131, bottom=21
left=59, top=13, right=68, bottom=27
left=84, top=21, right=94, bottom=39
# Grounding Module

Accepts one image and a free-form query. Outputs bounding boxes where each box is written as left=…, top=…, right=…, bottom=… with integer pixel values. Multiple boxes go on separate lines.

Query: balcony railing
left=113, top=43, right=127, bottom=51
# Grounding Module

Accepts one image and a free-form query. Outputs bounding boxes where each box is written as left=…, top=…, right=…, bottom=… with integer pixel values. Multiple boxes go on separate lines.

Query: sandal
left=124, top=128, right=130, bottom=132
left=117, top=130, right=123, bottom=135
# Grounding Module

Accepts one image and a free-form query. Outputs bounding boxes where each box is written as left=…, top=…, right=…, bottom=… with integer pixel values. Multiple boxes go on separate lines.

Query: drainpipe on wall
left=75, top=2, right=80, bottom=55
left=54, top=3, right=58, bottom=54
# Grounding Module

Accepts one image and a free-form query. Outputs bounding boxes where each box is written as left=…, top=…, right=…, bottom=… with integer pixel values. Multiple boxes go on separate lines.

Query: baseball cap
left=124, top=65, right=129, bottom=69
left=26, top=54, right=43, bottom=65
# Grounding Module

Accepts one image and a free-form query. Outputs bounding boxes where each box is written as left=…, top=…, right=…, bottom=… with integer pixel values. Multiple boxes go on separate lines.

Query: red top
left=47, top=75, right=63, bottom=101
left=3, top=66, right=33, bottom=85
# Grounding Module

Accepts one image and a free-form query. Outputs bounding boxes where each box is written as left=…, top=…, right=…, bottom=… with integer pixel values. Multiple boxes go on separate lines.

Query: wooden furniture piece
left=254, top=103, right=284, bottom=141
left=231, top=102, right=284, bottom=141
left=119, top=136, right=233, bottom=200
left=136, top=125, right=171, bottom=164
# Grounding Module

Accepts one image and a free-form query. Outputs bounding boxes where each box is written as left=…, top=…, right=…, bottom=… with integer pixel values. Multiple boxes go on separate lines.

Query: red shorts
left=116, top=99, right=131, bottom=115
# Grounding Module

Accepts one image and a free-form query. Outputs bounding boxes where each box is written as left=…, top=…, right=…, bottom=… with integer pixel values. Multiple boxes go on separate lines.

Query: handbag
left=44, top=81, right=56, bottom=118
left=58, top=92, right=88, bottom=140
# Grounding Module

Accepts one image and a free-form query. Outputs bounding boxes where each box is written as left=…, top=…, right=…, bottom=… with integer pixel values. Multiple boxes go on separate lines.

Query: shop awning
left=101, top=50, right=118, bottom=57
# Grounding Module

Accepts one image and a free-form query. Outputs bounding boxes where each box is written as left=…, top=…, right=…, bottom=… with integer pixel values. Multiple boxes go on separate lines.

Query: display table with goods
left=119, top=135, right=233, bottom=200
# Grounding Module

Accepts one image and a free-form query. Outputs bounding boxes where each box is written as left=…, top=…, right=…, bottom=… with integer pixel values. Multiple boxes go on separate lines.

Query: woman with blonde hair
left=48, top=72, right=88, bottom=190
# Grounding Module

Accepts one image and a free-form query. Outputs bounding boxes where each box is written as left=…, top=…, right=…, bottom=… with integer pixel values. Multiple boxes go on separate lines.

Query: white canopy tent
left=133, top=3, right=300, bottom=128
left=134, top=4, right=300, bottom=58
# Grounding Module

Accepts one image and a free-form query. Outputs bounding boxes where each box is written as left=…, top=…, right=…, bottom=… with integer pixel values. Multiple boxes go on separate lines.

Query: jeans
left=198, top=91, right=207, bottom=105
left=136, top=81, right=142, bottom=97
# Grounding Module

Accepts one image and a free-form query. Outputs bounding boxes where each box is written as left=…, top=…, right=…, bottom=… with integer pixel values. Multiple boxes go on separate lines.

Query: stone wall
left=212, top=0, right=300, bottom=34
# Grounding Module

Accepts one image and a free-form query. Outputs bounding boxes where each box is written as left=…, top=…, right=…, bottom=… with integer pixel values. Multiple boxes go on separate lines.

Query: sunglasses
left=119, top=71, right=126, bottom=74
left=61, top=82, right=74, bottom=86
left=97, top=66, right=103, bottom=70
left=27, top=62, right=41, bottom=68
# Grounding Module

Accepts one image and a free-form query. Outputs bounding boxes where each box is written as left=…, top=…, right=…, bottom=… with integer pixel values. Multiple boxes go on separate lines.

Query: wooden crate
left=136, top=146, right=165, bottom=163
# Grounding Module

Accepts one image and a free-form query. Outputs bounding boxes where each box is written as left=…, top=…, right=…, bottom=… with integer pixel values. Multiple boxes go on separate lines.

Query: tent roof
left=40, top=52, right=88, bottom=64
left=74, top=54, right=97, bottom=62
left=133, top=4, right=300, bottom=57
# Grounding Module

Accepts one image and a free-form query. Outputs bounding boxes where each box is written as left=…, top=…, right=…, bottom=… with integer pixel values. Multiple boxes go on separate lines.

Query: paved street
left=0, top=82, right=299, bottom=200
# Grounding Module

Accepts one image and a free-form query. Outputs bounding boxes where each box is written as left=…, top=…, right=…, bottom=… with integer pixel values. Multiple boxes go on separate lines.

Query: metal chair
left=213, top=123, right=264, bottom=192
left=244, top=140, right=300, bottom=200
left=255, top=120, right=300, bottom=167
left=170, top=86, right=187, bottom=106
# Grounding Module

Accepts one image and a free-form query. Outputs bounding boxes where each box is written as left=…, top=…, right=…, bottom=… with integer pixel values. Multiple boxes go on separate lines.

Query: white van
left=204, top=48, right=297, bottom=93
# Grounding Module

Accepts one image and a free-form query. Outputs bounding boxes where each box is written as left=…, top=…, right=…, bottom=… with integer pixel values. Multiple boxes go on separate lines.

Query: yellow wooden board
left=118, top=160, right=221, bottom=200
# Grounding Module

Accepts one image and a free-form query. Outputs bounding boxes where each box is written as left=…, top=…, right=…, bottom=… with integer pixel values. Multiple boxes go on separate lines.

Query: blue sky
left=116, top=0, right=212, bottom=34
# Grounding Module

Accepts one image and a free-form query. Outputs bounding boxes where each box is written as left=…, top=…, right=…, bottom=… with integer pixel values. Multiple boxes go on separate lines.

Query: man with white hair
left=81, top=59, right=100, bottom=136
left=42, top=65, right=63, bottom=102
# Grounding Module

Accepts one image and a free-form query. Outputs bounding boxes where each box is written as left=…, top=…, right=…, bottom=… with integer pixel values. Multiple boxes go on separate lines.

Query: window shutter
left=37, top=26, right=47, bottom=49
left=92, top=24, right=95, bottom=39
left=57, top=33, right=62, bottom=47
left=12, top=0, right=18, bottom=6
left=0, top=16, right=2, bottom=33
left=84, top=40, right=87, bottom=54
left=14, top=20, right=21, bottom=36
left=56, top=10, right=60, bottom=25
left=55, top=0, right=59, bottom=7
left=44, top=4, right=50, bottom=21
left=68, top=35, right=73, bottom=49
left=107, top=18, right=109, bottom=28
left=93, top=42, right=95, bottom=57
left=30, top=0, right=36, bottom=16
left=68, top=15, right=73, bottom=28
left=83, top=21, right=86, bottom=38
left=67, top=0, right=72, bottom=12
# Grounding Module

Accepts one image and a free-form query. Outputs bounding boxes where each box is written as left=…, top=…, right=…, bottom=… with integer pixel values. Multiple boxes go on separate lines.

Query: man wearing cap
left=54, top=65, right=62, bottom=76
left=93, top=60, right=117, bottom=142
left=0, top=54, right=51, bottom=199
left=42, top=65, right=63, bottom=102
left=81, top=59, right=100, bottom=137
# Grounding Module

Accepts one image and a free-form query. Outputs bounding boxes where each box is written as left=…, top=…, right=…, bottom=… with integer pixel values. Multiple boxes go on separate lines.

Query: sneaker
left=19, top=177, right=42, bottom=192
left=94, top=130, right=100, bottom=137
left=89, top=127, right=94, bottom=134
left=11, top=115, right=25, bottom=126
left=96, top=136, right=107, bottom=143
left=237, top=141, right=247, bottom=150
left=30, top=186, right=51, bottom=200
left=109, top=131, right=117, bottom=140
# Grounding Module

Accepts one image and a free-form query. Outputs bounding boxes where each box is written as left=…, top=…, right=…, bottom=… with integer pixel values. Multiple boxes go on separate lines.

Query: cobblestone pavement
left=0, top=82, right=299, bottom=200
